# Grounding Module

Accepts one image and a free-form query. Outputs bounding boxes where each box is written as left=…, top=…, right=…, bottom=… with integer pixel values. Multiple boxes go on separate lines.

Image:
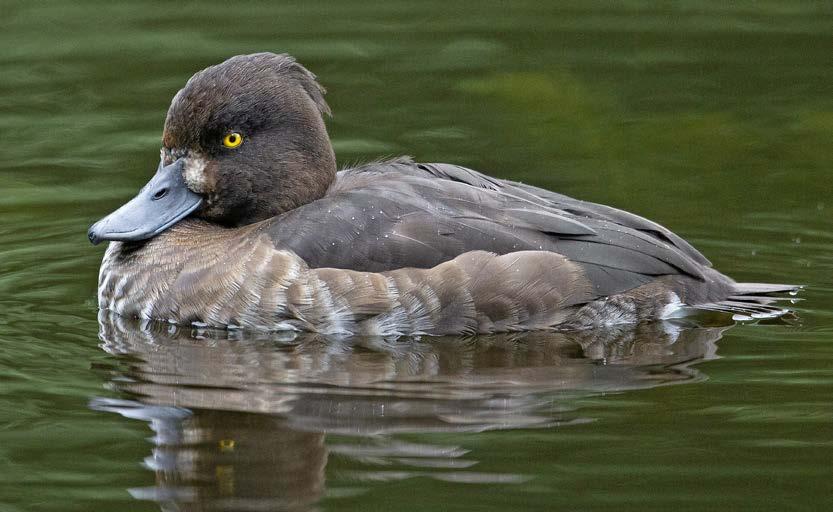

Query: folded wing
left=266, top=160, right=713, bottom=298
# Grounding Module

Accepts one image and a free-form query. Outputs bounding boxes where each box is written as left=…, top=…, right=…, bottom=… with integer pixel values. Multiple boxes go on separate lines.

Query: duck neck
left=264, top=141, right=337, bottom=220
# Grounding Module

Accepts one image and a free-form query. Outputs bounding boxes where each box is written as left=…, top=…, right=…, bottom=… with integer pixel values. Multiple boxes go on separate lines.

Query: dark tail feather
left=694, top=282, right=802, bottom=320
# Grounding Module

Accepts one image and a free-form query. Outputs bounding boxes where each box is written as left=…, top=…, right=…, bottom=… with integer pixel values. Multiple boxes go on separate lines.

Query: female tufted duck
left=88, top=53, right=796, bottom=335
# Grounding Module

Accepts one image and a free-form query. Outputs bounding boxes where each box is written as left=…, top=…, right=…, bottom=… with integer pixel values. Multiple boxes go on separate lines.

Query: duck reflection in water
left=92, top=312, right=731, bottom=511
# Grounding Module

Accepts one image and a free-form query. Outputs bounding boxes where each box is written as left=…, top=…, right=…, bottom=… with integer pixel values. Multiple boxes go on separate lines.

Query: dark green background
left=1, top=1, right=831, bottom=511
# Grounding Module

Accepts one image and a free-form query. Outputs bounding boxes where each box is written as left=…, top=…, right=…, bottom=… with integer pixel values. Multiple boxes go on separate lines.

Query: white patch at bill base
left=183, top=153, right=210, bottom=193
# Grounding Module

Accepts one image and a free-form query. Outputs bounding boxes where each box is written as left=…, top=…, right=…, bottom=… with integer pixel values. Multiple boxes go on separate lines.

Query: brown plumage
left=92, top=53, right=797, bottom=335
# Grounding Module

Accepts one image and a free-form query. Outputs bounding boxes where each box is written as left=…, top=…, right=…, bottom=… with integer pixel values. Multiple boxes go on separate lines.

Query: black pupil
left=229, top=134, right=237, bottom=143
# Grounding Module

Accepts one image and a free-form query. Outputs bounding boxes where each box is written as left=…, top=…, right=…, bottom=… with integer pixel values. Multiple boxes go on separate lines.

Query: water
left=1, top=1, right=832, bottom=510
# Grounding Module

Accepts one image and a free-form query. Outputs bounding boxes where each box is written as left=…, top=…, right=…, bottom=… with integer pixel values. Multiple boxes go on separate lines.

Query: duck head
left=88, top=53, right=336, bottom=245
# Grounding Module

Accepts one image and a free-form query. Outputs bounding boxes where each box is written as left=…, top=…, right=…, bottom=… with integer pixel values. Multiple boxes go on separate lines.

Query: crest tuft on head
left=250, top=52, right=331, bottom=117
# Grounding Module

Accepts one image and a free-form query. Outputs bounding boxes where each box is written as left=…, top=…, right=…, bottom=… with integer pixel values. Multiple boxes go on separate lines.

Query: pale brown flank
left=98, top=220, right=597, bottom=335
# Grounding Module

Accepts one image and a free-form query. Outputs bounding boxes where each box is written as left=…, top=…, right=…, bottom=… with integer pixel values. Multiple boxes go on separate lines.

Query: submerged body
left=91, top=54, right=794, bottom=335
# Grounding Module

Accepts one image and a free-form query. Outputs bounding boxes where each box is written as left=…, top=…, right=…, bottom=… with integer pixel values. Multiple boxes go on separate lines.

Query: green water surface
left=1, top=1, right=832, bottom=511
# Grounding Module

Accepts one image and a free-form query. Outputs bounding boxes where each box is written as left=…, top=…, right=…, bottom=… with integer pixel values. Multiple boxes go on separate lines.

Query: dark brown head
left=164, top=53, right=336, bottom=225
left=88, top=53, right=336, bottom=244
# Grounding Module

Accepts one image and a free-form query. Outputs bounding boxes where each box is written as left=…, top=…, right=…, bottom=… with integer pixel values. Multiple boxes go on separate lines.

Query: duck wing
left=265, top=160, right=712, bottom=297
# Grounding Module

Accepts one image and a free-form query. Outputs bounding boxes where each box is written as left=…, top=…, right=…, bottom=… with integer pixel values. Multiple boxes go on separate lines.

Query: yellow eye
left=222, top=132, right=243, bottom=148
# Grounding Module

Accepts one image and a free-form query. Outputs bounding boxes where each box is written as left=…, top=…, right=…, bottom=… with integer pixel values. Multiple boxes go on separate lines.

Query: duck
left=88, top=52, right=796, bottom=336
